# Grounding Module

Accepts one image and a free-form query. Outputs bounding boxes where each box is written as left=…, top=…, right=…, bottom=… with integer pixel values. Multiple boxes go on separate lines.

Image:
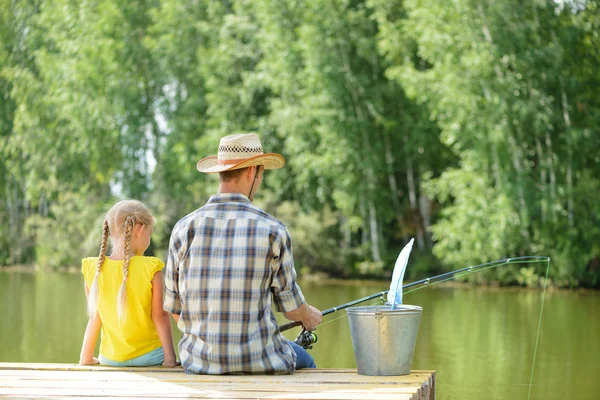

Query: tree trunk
left=560, top=79, right=574, bottom=228
left=381, top=129, right=408, bottom=243
left=419, top=193, right=433, bottom=249
left=406, top=156, right=425, bottom=251
left=506, top=124, right=531, bottom=243
left=545, top=132, right=557, bottom=223
left=6, top=177, right=22, bottom=264
left=337, top=38, right=382, bottom=262
left=359, top=195, right=369, bottom=249
left=368, top=201, right=382, bottom=262
left=535, top=137, right=547, bottom=223
left=382, top=130, right=401, bottom=212
left=491, top=141, right=502, bottom=189
left=339, top=215, right=352, bottom=253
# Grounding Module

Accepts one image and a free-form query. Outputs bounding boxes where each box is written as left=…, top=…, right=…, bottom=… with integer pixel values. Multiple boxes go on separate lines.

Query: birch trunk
left=419, top=193, right=433, bottom=249
left=560, top=79, right=574, bottom=228
left=339, top=215, right=352, bottom=253
left=406, top=157, right=425, bottom=251
left=6, top=177, right=22, bottom=263
left=491, top=141, right=502, bottom=188
left=478, top=5, right=532, bottom=243
left=359, top=195, right=369, bottom=249
left=337, top=41, right=382, bottom=262
left=369, top=201, right=382, bottom=262
left=535, top=137, right=547, bottom=223
left=507, top=127, right=531, bottom=242
left=382, top=131, right=401, bottom=211
left=381, top=129, right=408, bottom=243
left=545, top=132, right=557, bottom=223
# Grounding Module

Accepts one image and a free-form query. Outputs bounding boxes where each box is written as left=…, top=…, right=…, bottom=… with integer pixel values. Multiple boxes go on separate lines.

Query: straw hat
left=196, top=133, right=285, bottom=173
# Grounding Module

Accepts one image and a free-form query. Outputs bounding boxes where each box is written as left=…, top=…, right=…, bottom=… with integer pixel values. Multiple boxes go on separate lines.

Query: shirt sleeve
left=147, top=257, right=165, bottom=277
left=271, top=227, right=306, bottom=313
left=81, top=258, right=94, bottom=289
left=163, top=230, right=182, bottom=315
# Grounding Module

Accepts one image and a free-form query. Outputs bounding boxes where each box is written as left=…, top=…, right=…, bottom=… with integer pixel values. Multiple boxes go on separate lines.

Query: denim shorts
left=287, top=340, right=316, bottom=369
left=99, top=347, right=164, bottom=367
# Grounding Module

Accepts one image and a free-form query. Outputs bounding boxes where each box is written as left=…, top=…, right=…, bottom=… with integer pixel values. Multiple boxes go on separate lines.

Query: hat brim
left=197, top=153, right=285, bottom=174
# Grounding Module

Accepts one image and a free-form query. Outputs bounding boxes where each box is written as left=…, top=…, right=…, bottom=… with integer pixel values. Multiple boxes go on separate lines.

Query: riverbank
left=1, top=264, right=80, bottom=274
left=1, top=264, right=597, bottom=291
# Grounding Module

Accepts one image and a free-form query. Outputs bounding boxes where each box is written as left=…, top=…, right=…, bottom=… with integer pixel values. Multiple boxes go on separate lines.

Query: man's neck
left=218, top=183, right=247, bottom=195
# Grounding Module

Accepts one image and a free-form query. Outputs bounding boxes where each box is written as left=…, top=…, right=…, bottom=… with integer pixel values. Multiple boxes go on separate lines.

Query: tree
left=373, top=0, right=600, bottom=286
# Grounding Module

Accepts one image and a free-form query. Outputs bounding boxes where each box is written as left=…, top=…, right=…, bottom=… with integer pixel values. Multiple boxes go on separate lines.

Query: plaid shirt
left=163, top=193, right=306, bottom=374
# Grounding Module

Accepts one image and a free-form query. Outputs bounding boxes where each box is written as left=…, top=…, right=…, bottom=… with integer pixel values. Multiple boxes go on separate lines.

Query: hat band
left=217, top=157, right=252, bottom=166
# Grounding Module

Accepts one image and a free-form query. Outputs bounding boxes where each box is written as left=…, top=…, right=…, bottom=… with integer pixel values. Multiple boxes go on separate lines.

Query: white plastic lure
left=386, top=238, right=414, bottom=309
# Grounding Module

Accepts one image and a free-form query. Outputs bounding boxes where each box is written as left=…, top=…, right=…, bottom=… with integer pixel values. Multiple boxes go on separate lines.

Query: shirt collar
left=207, top=192, right=252, bottom=205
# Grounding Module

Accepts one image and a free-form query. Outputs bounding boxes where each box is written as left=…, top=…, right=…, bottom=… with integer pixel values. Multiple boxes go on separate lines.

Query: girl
left=79, top=200, right=177, bottom=367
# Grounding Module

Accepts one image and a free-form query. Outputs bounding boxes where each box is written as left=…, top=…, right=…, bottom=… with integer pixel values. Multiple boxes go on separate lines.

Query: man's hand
left=282, top=303, right=323, bottom=331
left=301, top=305, right=322, bottom=331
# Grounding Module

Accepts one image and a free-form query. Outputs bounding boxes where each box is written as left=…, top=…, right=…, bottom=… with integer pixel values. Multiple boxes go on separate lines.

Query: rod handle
left=278, top=320, right=303, bottom=333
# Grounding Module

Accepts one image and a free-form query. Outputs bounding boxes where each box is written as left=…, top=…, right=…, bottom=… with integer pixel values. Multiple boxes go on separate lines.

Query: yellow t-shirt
left=82, top=256, right=164, bottom=361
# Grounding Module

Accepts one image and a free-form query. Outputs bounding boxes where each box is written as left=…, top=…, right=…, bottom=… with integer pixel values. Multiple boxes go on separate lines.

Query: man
left=164, top=133, right=322, bottom=374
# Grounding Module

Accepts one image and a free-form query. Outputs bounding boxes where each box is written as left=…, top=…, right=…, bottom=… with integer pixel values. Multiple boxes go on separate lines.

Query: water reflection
left=1, top=271, right=598, bottom=400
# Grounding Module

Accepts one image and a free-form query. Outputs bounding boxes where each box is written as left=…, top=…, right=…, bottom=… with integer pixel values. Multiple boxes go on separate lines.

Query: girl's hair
left=86, top=200, right=155, bottom=323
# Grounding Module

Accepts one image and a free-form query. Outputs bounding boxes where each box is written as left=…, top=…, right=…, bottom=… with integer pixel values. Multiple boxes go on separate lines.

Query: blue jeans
left=287, top=340, right=316, bottom=369
left=99, top=347, right=164, bottom=367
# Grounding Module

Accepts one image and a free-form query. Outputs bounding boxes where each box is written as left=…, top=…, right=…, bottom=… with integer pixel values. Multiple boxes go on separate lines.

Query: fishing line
left=527, top=257, right=550, bottom=400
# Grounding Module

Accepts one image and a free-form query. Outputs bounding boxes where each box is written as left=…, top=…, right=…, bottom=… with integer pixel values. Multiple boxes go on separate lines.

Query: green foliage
left=269, top=200, right=343, bottom=275
left=376, top=0, right=600, bottom=287
left=24, top=190, right=106, bottom=270
left=0, top=0, right=599, bottom=289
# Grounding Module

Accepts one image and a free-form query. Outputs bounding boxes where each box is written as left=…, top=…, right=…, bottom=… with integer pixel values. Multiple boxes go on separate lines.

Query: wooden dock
left=0, top=363, right=435, bottom=399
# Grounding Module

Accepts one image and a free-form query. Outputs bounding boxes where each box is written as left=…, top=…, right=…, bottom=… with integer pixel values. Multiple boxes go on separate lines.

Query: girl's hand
left=162, top=359, right=181, bottom=367
left=79, top=357, right=100, bottom=365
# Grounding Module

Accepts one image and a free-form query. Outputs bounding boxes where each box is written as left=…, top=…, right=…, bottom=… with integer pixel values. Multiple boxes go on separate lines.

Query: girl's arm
left=80, top=282, right=101, bottom=365
left=151, top=271, right=178, bottom=367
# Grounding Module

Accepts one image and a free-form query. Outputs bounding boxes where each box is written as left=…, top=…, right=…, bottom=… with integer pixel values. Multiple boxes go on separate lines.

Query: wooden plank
left=0, top=388, right=418, bottom=400
left=1, top=384, right=421, bottom=394
left=2, top=377, right=423, bottom=391
left=0, top=363, right=433, bottom=375
left=0, top=363, right=434, bottom=400
left=0, top=370, right=433, bottom=384
left=3, top=378, right=423, bottom=389
left=0, top=390, right=417, bottom=400
left=4, top=397, right=414, bottom=400
left=0, top=379, right=430, bottom=388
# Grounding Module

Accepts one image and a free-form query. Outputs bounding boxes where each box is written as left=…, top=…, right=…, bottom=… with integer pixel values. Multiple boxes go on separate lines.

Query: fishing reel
left=294, top=328, right=318, bottom=349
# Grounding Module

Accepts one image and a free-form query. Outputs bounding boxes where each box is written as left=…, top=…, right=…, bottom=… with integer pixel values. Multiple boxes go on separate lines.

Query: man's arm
left=283, top=303, right=322, bottom=331
left=273, top=228, right=322, bottom=331
left=163, top=230, right=183, bottom=321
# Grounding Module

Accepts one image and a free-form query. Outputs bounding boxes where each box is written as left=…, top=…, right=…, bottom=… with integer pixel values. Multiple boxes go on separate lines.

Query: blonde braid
left=116, top=215, right=135, bottom=323
left=87, top=219, right=109, bottom=317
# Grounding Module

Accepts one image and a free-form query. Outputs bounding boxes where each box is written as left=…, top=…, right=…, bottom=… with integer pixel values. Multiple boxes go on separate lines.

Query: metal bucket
left=346, top=305, right=422, bottom=376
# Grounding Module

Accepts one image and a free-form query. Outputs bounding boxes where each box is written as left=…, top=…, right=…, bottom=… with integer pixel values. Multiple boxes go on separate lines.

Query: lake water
left=1, top=270, right=598, bottom=399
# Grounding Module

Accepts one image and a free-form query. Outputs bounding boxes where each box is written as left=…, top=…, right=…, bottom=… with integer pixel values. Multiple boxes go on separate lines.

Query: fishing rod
left=280, top=256, right=550, bottom=348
